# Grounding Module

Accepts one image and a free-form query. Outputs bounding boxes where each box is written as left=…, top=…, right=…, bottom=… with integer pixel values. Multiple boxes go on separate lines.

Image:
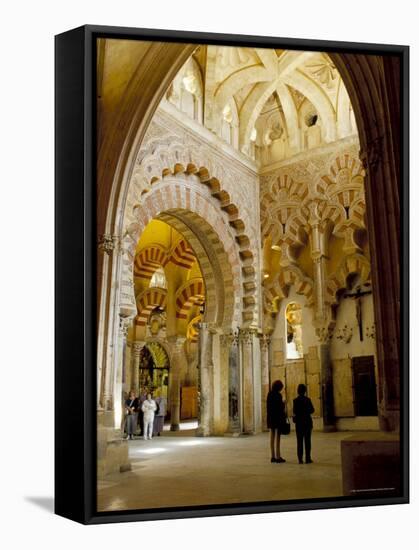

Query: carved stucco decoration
left=261, top=142, right=371, bottom=316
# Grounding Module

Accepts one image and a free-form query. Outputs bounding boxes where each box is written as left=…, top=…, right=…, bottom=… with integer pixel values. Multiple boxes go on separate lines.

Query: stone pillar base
left=379, top=409, right=400, bottom=432
left=97, top=410, right=130, bottom=479
left=323, top=424, right=337, bottom=433
left=170, top=424, right=180, bottom=431
left=341, top=433, right=400, bottom=497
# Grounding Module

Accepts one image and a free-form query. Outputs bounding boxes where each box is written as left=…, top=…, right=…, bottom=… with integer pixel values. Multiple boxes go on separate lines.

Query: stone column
left=260, top=334, right=271, bottom=431
left=97, top=234, right=122, bottom=414
left=196, top=323, right=214, bottom=436
left=361, top=133, right=400, bottom=432
left=226, top=331, right=241, bottom=434
left=131, top=342, right=143, bottom=395
left=316, top=326, right=336, bottom=432
left=119, top=314, right=130, bottom=390
left=169, top=337, right=186, bottom=431
left=217, top=332, right=230, bottom=434
left=240, top=329, right=256, bottom=434
left=309, top=209, right=336, bottom=432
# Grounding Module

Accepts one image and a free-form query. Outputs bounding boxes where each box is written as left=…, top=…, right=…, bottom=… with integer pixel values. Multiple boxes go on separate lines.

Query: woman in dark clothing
left=124, top=390, right=139, bottom=440
left=266, top=380, right=286, bottom=463
left=292, top=383, right=315, bottom=464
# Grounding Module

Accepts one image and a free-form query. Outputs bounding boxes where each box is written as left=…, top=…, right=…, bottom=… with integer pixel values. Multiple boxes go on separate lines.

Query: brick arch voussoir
left=175, top=278, right=206, bottom=319
left=136, top=288, right=167, bottom=326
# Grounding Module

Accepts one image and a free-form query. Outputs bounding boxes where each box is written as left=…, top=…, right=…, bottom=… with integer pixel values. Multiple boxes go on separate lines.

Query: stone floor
left=97, top=423, right=376, bottom=512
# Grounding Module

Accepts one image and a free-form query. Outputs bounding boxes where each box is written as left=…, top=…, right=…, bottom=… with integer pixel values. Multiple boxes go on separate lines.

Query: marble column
left=226, top=332, right=241, bottom=434
left=169, top=338, right=186, bottom=432
left=196, top=323, right=214, bottom=436
left=98, top=234, right=123, bottom=414
left=260, top=334, right=271, bottom=431
left=316, top=327, right=336, bottom=432
left=240, top=329, right=256, bottom=434
left=217, top=332, right=230, bottom=434
left=131, top=342, right=142, bottom=395
left=309, top=212, right=336, bottom=432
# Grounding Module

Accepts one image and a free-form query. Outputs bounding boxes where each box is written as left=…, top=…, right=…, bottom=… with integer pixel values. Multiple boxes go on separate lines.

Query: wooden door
left=181, top=386, right=198, bottom=419
left=352, top=356, right=378, bottom=416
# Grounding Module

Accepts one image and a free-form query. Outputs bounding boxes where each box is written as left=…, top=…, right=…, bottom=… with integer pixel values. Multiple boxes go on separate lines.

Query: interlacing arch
left=261, top=174, right=309, bottom=246
left=264, top=265, right=314, bottom=312
left=326, top=253, right=371, bottom=305
left=315, top=154, right=366, bottom=239
left=175, top=278, right=205, bottom=319
left=135, top=288, right=167, bottom=326
left=318, top=154, right=365, bottom=196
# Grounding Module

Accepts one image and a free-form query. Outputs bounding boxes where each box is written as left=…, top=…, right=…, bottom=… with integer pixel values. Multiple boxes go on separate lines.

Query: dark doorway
left=352, top=356, right=378, bottom=416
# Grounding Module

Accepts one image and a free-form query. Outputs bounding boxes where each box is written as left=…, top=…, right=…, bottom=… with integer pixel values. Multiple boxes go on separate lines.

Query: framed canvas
left=55, top=25, right=409, bottom=525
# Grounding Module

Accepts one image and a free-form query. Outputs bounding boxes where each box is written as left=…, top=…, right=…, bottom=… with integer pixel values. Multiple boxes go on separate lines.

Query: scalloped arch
left=326, top=253, right=371, bottom=305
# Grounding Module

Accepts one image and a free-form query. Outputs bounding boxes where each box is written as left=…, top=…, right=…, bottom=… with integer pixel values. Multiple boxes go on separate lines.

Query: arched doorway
left=138, top=342, right=170, bottom=399
left=126, top=207, right=241, bottom=435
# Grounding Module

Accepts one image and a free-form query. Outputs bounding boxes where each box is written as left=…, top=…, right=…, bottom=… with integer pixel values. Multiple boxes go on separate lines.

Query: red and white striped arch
left=135, top=287, right=167, bottom=326
left=170, top=239, right=196, bottom=269
left=134, top=244, right=169, bottom=280
left=175, top=278, right=205, bottom=319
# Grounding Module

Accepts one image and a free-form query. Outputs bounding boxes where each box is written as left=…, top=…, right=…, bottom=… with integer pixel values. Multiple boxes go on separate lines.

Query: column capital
left=259, top=333, right=271, bottom=350
left=119, top=315, right=130, bottom=337
left=220, top=331, right=235, bottom=346
left=98, top=234, right=122, bottom=255
left=132, top=341, right=144, bottom=355
left=240, top=328, right=257, bottom=345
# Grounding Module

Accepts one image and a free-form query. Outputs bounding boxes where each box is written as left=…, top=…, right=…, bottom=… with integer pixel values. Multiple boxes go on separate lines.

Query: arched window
left=149, top=266, right=167, bottom=290
left=285, top=302, right=303, bottom=359
left=220, top=100, right=239, bottom=148
left=167, top=57, right=203, bottom=124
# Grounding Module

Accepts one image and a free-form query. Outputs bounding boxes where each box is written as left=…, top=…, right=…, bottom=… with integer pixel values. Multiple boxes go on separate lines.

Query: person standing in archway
left=266, top=380, right=286, bottom=463
left=141, top=392, right=157, bottom=440
left=124, top=390, right=139, bottom=440
left=293, top=383, right=315, bottom=464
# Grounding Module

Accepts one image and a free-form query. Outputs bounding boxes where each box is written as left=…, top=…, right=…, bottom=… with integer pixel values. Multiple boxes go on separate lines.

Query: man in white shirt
left=141, top=393, right=157, bottom=440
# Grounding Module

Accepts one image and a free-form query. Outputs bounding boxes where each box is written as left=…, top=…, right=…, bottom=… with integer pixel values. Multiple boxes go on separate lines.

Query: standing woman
left=153, top=394, right=167, bottom=437
left=124, top=390, right=139, bottom=440
left=266, top=380, right=286, bottom=463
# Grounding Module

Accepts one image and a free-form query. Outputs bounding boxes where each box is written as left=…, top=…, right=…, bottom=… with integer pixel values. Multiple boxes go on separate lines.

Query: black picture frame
left=55, top=24, right=409, bottom=525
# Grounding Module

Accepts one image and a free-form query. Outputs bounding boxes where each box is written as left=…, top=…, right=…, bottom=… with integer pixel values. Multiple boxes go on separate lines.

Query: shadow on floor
left=25, top=496, right=54, bottom=513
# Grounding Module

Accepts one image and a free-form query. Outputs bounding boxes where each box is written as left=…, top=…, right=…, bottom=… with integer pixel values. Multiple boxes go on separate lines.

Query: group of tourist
left=124, top=389, right=167, bottom=441
left=124, top=380, right=314, bottom=464
left=267, top=381, right=315, bottom=464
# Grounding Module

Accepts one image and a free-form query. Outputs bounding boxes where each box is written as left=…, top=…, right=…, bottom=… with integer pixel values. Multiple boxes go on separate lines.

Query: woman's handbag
left=281, top=417, right=291, bottom=435
left=281, top=403, right=291, bottom=434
